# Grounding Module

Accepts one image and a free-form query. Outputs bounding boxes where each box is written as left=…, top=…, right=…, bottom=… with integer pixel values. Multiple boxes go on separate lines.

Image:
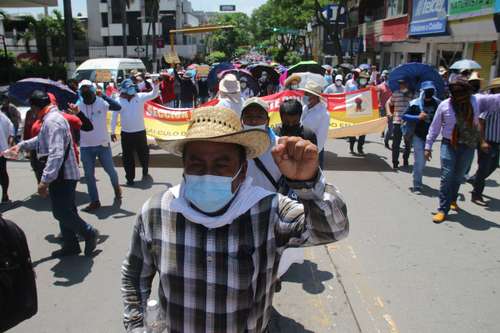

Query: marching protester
left=217, top=74, right=244, bottom=116
left=425, top=77, right=481, bottom=223
left=348, top=71, right=370, bottom=155
left=197, top=75, right=210, bottom=105
left=471, top=78, right=500, bottom=205
left=158, top=71, right=175, bottom=106
left=298, top=81, right=330, bottom=167
left=468, top=71, right=483, bottom=95
left=8, top=91, right=99, bottom=257
left=121, top=105, right=349, bottom=332
left=284, top=74, right=301, bottom=90
left=324, top=74, right=345, bottom=94
left=178, top=71, right=198, bottom=108
left=275, top=99, right=317, bottom=145
left=345, top=69, right=360, bottom=92
left=75, top=80, right=123, bottom=212
left=402, top=81, right=441, bottom=194
left=258, top=71, right=271, bottom=96
left=1, top=95, right=21, bottom=141
left=377, top=77, right=393, bottom=148
left=240, top=76, right=255, bottom=100
left=387, top=79, right=414, bottom=170
left=111, top=78, right=159, bottom=186
left=0, top=110, right=14, bottom=203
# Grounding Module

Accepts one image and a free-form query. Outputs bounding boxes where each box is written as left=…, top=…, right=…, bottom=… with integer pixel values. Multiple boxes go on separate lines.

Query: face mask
left=424, top=90, right=434, bottom=99
left=290, top=84, right=299, bottom=89
left=303, top=96, right=310, bottom=105
left=359, top=79, right=368, bottom=86
left=184, top=166, right=243, bottom=213
left=240, top=82, right=247, bottom=89
left=335, top=80, right=342, bottom=86
left=243, top=124, right=266, bottom=131
left=126, top=87, right=137, bottom=95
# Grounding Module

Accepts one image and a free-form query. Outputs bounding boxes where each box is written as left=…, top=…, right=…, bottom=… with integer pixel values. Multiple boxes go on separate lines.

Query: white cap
left=78, top=80, right=94, bottom=89
left=335, top=74, right=343, bottom=81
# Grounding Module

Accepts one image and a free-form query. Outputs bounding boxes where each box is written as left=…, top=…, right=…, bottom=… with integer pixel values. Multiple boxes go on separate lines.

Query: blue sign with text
left=409, top=0, right=448, bottom=36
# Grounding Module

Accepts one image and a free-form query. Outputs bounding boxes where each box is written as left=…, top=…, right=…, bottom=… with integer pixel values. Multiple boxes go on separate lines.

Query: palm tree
left=19, top=30, right=34, bottom=54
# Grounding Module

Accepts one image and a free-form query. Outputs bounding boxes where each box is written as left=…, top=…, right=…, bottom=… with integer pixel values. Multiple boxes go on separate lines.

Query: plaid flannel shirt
left=19, top=106, right=79, bottom=183
left=121, top=171, right=349, bottom=333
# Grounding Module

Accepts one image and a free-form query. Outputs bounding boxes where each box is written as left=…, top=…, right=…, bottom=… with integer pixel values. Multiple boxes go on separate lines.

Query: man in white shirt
left=0, top=111, right=14, bottom=203
left=217, top=74, right=243, bottom=116
left=75, top=80, right=123, bottom=211
left=299, top=80, right=330, bottom=168
left=111, top=78, right=159, bottom=186
left=324, top=74, right=345, bottom=94
left=345, top=69, right=361, bottom=92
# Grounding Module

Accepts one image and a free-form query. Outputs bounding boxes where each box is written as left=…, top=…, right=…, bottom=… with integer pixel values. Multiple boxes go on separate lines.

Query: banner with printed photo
left=109, top=87, right=385, bottom=140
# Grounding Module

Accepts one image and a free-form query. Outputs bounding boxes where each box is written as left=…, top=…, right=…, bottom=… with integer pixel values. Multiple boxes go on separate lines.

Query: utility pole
left=63, top=0, right=76, bottom=78
left=121, top=0, right=127, bottom=57
left=152, top=2, right=158, bottom=72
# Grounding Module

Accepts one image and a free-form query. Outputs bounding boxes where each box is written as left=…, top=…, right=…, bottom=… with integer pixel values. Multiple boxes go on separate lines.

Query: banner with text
left=111, top=87, right=386, bottom=140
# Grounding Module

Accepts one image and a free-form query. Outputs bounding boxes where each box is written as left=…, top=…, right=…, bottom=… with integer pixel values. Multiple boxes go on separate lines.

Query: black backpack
left=0, top=217, right=38, bottom=332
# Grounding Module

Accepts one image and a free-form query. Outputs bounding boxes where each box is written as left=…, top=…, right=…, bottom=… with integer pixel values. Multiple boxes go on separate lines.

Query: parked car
left=73, top=58, right=146, bottom=84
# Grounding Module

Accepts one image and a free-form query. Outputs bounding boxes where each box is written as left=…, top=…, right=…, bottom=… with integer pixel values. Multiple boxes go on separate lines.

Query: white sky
left=1, top=0, right=267, bottom=16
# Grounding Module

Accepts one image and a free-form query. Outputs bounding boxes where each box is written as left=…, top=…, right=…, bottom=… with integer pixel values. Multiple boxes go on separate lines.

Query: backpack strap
left=253, top=158, right=279, bottom=191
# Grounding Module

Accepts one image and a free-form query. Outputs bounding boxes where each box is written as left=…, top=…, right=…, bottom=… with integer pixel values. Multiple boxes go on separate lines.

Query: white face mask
left=359, top=79, right=368, bottom=86
left=335, top=80, right=342, bottom=86
left=243, top=124, right=267, bottom=131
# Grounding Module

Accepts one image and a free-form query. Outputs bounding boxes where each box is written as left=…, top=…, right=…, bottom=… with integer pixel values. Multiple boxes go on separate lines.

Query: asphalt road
left=3, top=135, right=499, bottom=333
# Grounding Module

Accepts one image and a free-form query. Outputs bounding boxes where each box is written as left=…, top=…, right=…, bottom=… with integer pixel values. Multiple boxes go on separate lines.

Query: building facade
left=87, top=0, right=203, bottom=60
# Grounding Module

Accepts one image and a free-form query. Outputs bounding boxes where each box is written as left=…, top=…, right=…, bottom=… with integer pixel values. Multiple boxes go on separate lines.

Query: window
left=386, top=0, right=408, bottom=18
left=100, top=0, right=107, bottom=3
left=103, top=36, right=110, bottom=46
left=112, top=36, right=123, bottom=45
left=111, top=0, right=122, bottom=24
left=101, top=13, right=108, bottom=27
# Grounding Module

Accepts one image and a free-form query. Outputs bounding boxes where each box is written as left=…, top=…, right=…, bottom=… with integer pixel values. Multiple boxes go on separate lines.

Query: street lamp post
left=63, top=0, right=76, bottom=78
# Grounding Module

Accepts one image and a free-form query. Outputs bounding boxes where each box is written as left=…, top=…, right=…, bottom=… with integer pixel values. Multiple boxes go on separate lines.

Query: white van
left=74, top=58, right=146, bottom=83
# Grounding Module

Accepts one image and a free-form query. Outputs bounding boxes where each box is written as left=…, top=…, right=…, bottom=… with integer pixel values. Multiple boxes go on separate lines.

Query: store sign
left=219, top=5, right=236, bottom=11
left=409, top=0, right=448, bottom=36
left=448, top=0, right=494, bottom=19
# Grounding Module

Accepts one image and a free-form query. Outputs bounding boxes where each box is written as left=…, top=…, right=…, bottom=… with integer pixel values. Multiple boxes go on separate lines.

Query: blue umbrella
left=8, top=78, right=78, bottom=108
left=450, top=59, right=481, bottom=71
left=208, top=62, right=235, bottom=89
left=388, top=63, right=445, bottom=99
left=359, top=64, right=370, bottom=71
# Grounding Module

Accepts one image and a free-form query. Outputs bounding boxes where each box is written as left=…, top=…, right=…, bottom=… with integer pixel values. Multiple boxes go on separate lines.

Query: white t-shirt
left=247, top=134, right=281, bottom=192
left=0, top=112, right=14, bottom=152
left=111, top=84, right=159, bottom=133
left=217, top=97, right=243, bottom=117
left=302, top=102, right=330, bottom=151
left=77, top=97, right=111, bottom=148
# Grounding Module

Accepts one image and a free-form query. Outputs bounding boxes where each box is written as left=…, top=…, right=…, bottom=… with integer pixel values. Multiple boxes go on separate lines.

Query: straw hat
left=157, top=106, right=270, bottom=159
left=485, top=77, right=500, bottom=90
left=285, top=73, right=302, bottom=87
left=298, top=80, right=324, bottom=99
left=219, top=74, right=241, bottom=94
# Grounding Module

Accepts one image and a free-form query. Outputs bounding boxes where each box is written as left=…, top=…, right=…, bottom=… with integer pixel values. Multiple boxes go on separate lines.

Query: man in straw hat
left=121, top=106, right=349, bottom=332
left=217, top=73, right=244, bottom=116
left=298, top=80, right=330, bottom=167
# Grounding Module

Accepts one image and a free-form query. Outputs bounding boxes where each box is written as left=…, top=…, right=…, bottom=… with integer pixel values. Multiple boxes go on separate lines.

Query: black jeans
left=392, top=124, right=411, bottom=165
left=49, top=179, right=93, bottom=249
left=121, top=130, right=149, bottom=182
left=472, top=142, right=499, bottom=196
left=0, top=157, right=9, bottom=200
left=349, top=136, right=366, bottom=151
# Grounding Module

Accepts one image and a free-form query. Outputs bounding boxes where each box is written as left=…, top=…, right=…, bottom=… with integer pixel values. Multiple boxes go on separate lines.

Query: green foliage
left=205, top=51, right=227, bottom=64
left=284, top=51, right=303, bottom=65
left=209, top=13, right=252, bottom=59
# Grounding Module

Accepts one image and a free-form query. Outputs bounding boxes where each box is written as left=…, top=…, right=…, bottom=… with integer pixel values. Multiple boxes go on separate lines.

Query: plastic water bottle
left=145, top=299, right=164, bottom=333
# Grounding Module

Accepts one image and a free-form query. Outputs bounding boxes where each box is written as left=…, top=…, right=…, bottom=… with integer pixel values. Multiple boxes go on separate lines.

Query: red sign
left=380, top=16, right=409, bottom=42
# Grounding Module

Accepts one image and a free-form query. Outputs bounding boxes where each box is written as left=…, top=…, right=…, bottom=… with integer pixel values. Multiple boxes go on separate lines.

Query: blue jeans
left=412, top=136, right=427, bottom=189
left=439, top=142, right=474, bottom=214
left=49, top=179, right=93, bottom=249
left=472, top=142, right=500, bottom=196
left=81, top=145, right=119, bottom=203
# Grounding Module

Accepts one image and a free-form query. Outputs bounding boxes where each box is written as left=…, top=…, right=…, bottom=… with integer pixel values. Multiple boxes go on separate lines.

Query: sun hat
left=285, top=73, right=302, bottom=87
left=242, top=97, right=269, bottom=114
left=359, top=71, right=370, bottom=79
left=298, top=80, right=324, bottom=99
left=485, top=77, right=500, bottom=90
left=157, top=106, right=270, bottom=159
left=219, top=74, right=241, bottom=94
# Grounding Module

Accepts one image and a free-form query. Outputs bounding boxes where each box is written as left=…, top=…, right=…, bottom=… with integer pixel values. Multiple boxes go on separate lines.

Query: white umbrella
left=293, top=72, right=328, bottom=89
left=450, top=59, right=482, bottom=70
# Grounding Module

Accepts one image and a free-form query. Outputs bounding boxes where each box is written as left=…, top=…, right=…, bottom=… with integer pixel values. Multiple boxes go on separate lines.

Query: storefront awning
left=449, top=15, right=497, bottom=42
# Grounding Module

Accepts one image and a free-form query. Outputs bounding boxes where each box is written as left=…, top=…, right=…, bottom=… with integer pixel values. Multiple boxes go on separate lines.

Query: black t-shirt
left=408, top=99, right=439, bottom=139
left=275, top=125, right=318, bottom=146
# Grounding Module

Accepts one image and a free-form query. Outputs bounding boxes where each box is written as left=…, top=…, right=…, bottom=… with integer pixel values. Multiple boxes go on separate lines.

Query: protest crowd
left=0, top=55, right=499, bottom=332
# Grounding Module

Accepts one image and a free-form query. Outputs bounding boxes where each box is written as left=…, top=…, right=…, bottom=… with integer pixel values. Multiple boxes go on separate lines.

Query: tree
left=209, top=13, right=252, bottom=59
left=18, top=30, right=34, bottom=54
left=313, top=0, right=347, bottom=63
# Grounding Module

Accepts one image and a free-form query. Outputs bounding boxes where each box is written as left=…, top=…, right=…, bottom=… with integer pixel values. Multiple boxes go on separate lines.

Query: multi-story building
left=87, top=0, right=203, bottom=60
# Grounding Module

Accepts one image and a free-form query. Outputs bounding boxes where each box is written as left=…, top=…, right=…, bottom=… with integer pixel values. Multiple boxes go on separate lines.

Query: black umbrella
left=8, top=78, right=78, bottom=108
left=248, top=63, right=280, bottom=84
left=287, top=61, right=326, bottom=76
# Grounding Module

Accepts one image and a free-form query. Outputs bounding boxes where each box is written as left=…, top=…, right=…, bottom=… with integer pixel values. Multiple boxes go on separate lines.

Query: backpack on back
left=0, top=216, right=38, bottom=332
